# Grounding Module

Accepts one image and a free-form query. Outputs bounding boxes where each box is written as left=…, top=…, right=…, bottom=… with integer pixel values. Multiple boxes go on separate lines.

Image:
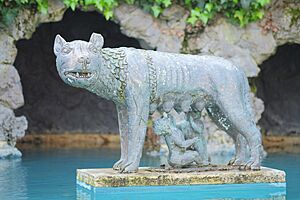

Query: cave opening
left=256, top=44, right=300, bottom=135
left=14, top=9, right=141, bottom=134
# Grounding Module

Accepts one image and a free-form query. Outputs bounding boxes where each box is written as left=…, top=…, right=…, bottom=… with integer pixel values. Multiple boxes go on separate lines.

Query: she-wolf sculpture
left=54, top=33, right=263, bottom=173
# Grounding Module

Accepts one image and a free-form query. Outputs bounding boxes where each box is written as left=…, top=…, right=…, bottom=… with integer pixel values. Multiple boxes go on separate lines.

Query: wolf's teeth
left=66, top=72, right=92, bottom=78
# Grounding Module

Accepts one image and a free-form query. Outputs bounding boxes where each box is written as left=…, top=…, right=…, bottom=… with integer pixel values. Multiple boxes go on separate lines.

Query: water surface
left=0, top=147, right=298, bottom=200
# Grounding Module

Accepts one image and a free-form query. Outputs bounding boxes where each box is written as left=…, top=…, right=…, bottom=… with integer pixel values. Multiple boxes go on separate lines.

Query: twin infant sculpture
left=154, top=112, right=208, bottom=168
left=54, top=33, right=263, bottom=173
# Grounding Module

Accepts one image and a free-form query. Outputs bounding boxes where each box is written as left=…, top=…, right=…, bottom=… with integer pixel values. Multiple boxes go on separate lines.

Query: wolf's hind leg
left=205, top=104, right=249, bottom=167
left=228, top=134, right=247, bottom=165
left=220, top=102, right=262, bottom=169
left=235, top=121, right=262, bottom=170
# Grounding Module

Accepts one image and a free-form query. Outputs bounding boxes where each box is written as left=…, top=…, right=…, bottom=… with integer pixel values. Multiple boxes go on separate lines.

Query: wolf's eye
left=61, top=46, right=72, bottom=55
left=89, top=44, right=98, bottom=54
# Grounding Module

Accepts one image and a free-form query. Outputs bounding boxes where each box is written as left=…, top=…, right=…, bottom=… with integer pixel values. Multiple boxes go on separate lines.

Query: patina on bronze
left=54, top=33, right=263, bottom=173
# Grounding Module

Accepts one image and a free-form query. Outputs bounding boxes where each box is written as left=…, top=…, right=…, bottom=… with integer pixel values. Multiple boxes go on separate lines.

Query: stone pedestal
left=77, top=166, right=285, bottom=187
left=76, top=166, right=286, bottom=199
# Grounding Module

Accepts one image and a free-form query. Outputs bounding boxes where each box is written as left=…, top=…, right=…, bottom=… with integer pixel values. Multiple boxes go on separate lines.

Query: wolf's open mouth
left=64, top=71, right=93, bottom=78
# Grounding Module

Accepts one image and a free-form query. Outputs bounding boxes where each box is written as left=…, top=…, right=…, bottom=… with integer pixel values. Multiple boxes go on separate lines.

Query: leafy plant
left=0, top=0, right=48, bottom=25
left=0, top=0, right=270, bottom=28
left=287, top=7, right=300, bottom=27
left=186, top=0, right=269, bottom=27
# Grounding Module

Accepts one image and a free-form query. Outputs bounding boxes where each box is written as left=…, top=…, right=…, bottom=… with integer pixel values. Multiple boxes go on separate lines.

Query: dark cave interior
left=256, top=44, right=300, bottom=135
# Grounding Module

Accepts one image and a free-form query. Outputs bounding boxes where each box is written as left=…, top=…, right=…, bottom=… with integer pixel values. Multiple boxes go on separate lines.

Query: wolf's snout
left=78, top=56, right=90, bottom=70
left=78, top=56, right=90, bottom=63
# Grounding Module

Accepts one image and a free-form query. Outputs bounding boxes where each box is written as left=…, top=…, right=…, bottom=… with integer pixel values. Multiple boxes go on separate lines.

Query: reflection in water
left=76, top=182, right=286, bottom=200
left=77, top=182, right=93, bottom=200
left=0, top=159, right=27, bottom=200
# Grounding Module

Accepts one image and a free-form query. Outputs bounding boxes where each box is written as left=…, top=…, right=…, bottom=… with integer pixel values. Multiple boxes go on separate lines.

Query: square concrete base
left=77, top=166, right=285, bottom=188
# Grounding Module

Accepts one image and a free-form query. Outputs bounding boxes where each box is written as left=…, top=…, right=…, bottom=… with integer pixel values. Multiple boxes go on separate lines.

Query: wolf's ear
left=89, top=33, right=104, bottom=50
left=54, top=34, right=66, bottom=56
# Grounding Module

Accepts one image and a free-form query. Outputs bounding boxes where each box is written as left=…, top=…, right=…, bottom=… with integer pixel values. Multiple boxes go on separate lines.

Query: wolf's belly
left=149, top=90, right=211, bottom=114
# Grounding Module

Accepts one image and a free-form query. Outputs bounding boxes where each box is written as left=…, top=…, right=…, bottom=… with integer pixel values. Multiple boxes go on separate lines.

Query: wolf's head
left=53, top=33, right=104, bottom=88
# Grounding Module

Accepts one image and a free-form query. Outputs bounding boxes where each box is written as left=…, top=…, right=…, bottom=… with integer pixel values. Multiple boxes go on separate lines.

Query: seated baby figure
left=153, top=114, right=203, bottom=168
left=176, top=113, right=209, bottom=165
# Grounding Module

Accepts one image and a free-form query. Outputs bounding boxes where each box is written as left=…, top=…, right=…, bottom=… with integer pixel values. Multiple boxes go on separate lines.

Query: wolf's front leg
left=120, top=91, right=150, bottom=173
left=113, top=105, right=129, bottom=170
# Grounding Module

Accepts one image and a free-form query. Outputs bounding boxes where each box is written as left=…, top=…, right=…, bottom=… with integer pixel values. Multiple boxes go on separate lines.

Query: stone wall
left=113, top=1, right=300, bottom=78
left=0, top=0, right=67, bottom=132
left=0, top=0, right=300, bottom=137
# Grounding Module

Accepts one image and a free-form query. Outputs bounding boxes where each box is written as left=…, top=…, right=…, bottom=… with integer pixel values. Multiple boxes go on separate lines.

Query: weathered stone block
left=0, top=65, right=24, bottom=109
left=114, top=4, right=187, bottom=53
left=271, top=0, right=300, bottom=45
left=77, top=167, right=285, bottom=187
left=7, top=0, right=66, bottom=41
left=186, top=19, right=278, bottom=77
left=0, top=33, right=17, bottom=65
left=0, top=104, right=27, bottom=158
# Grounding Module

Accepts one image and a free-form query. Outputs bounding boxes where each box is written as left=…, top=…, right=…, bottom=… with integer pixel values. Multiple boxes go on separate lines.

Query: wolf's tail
left=240, top=70, right=255, bottom=122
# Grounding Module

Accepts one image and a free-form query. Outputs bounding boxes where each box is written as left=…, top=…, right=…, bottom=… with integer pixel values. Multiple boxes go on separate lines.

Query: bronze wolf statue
left=54, top=33, right=263, bottom=173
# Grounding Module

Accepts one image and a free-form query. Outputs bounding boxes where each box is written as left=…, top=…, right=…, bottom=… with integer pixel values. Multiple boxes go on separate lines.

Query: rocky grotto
left=0, top=0, right=300, bottom=157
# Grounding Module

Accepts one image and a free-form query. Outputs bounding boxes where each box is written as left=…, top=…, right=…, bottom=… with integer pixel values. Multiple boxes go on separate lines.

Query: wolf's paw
left=240, top=159, right=260, bottom=170
left=233, top=158, right=247, bottom=166
left=228, top=157, right=243, bottom=165
left=228, top=157, right=236, bottom=165
left=228, top=157, right=246, bottom=166
left=201, top=160, right=210, bottom=166
left=119, top=161, right=138, bottom=173
left=113, top=159, right=125, bottom=170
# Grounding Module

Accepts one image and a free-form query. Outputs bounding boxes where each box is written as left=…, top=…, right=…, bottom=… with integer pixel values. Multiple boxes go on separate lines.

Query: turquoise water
left=77, top=182, right=286, bottom=199
left=0, top=148, right=298, bottom=200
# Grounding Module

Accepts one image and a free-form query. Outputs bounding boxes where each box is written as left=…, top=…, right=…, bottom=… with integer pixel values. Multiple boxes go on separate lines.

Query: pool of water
left=77, top=182, right=286, bottom=199
left=0, top=147, right=298, bottom=200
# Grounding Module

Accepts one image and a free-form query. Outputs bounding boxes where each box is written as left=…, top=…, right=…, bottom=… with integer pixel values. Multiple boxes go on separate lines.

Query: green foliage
left=186, top=0, right=269, bottom=27
left=248, top=77, right=257, bottom=94
left=0, top=0, right=270, bottom=28
left=287, top=7, right=300, bottom=27
left=0, top=0, right=48, bottom=25
left=64, top=0, right=117, bottom=20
